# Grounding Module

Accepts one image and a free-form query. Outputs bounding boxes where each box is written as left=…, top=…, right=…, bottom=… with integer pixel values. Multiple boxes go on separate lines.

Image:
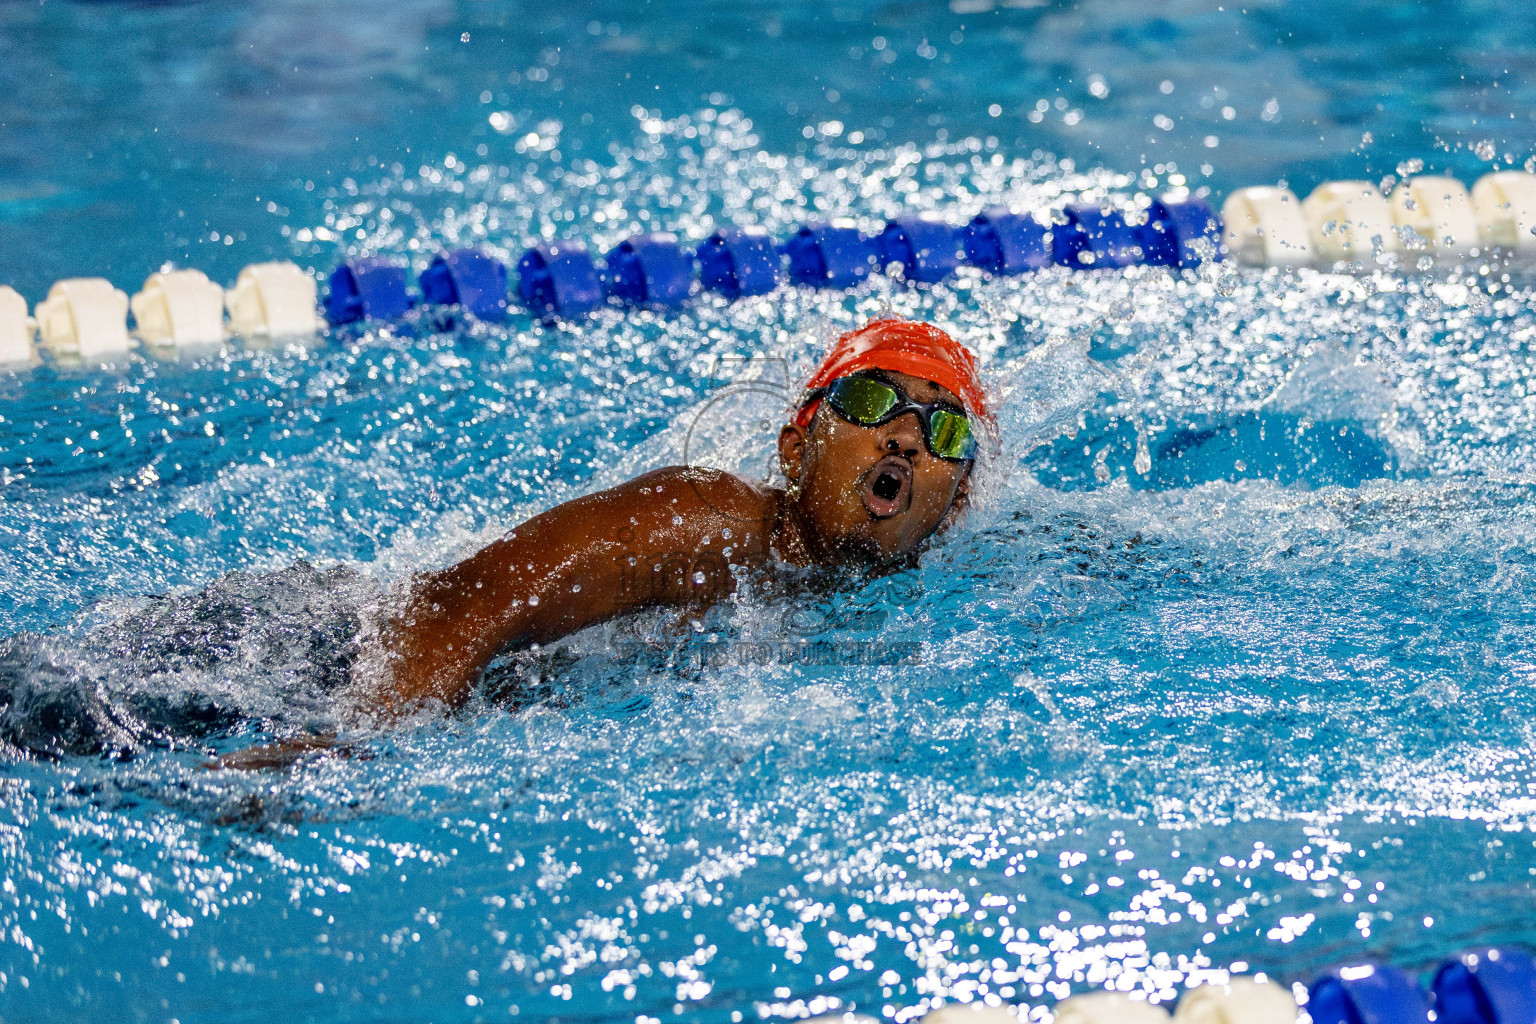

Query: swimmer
left=215, top=319, right=985, bottom=766
left=360, top=317, right=989, bottom=716
left=190, top=317, right=986, bottom=773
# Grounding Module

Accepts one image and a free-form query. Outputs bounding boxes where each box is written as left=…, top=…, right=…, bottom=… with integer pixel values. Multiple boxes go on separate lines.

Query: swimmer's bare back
left=360, top=466, right=806, bottom=715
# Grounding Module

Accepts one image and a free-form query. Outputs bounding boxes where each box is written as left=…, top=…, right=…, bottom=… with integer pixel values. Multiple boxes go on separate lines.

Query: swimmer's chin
left=817, top=527, right=921, bottom=570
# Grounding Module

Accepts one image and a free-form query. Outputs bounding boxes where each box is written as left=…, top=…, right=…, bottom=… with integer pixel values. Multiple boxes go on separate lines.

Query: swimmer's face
left=778, top=369, right=972, bottom=565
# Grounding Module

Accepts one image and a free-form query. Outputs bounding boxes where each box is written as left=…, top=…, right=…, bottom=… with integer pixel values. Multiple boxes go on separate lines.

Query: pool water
left=4, top=2, right=1536, bottom=1022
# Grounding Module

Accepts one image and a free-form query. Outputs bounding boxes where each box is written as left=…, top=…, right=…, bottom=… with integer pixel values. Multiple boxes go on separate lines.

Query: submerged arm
left=360, top=467, right=777, bottom=714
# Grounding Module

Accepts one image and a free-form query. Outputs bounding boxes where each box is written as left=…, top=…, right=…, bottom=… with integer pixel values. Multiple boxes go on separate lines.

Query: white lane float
left=131, top=268, right=226, bottom=347
left=1388, top=175, right=1480, bottom=254
left=34, top=277, right=132, bottom=358
left=0, top=286, right=35, bottom=365
left=1302, top=181, right=1401, bottom=261
left=1471, top=170, right=1536, bottom=252
left=920, top=1003, right=1019, bottom=1024
left=225, top=260, right=321, bottom=338
left=1051, top=991, right=1170, bottom=1022
left=1172, top=978, right=1298, bottom=1023
left=1220, top=186, right=1315, bottom=267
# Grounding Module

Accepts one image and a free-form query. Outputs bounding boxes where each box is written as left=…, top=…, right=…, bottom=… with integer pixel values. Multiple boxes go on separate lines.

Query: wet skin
left=360, top=370, right=972, bottom=715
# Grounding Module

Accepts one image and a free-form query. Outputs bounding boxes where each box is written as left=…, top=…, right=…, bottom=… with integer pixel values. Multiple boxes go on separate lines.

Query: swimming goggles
left=801, top=372, right=979, bottom=462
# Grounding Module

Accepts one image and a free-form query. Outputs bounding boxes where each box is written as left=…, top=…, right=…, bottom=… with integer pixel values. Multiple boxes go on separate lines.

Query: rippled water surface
left=5, top=2, right=1536, bottom=1022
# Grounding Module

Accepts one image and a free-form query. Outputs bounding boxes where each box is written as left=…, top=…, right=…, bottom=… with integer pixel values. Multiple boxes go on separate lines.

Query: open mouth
left=860, top=455, right=913, bottom=520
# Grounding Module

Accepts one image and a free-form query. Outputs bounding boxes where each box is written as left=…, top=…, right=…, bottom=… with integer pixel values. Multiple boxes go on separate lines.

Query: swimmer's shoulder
left=548, top=467, right=778, bottom=565
left=625, top=465, right=778, bottom=521
left=592, top=466, right=778, bottom=556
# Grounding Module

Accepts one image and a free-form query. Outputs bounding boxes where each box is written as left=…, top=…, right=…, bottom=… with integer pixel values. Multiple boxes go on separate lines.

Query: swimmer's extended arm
left=363, top=467, right=778, bottom=714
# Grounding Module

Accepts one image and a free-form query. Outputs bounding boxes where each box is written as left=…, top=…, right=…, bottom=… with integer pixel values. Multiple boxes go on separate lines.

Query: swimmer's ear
left=777, top=423, right=808, bottom=489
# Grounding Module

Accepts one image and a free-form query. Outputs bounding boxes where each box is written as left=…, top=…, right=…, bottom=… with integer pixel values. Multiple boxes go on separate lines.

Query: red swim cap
left=794, top=318, right=988, bottom=429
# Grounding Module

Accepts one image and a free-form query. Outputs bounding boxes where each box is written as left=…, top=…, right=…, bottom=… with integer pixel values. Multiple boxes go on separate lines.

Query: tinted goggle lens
left=823, top=376, right=978, bottom=462
left=927, top=408, right=977, bottom=461
left=826, top=376, right=899, bottom=423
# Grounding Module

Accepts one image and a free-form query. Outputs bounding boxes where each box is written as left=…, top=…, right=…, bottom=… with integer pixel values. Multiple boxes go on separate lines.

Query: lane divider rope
left=0, top=170, right=1533, bottom=367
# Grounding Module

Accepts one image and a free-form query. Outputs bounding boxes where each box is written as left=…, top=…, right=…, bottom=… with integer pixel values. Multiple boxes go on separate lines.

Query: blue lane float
left=697, top=227, right=782, bottom=297
left=325, top=257, right=412, bottom=324
left=962, top=208, right=1054, bottom=274
left=1054, top=203, right=1144, bottom=269
left=784, top=223, right=875, bottom=289
left=1140, top=195, right=1224, bottom=268
left=604, top=233, right=694, bottom=307
left=1433, top=948, right=1536, bottom=1024
left=1309, top=964, right=1433, bottom=1024
left=315, top=190, right=1228, bottom=328
left=419, top=247, right=509, bottom=322
left=876, top=215, right=962, bottom=283
left=516, top=243, right=604, bottom=317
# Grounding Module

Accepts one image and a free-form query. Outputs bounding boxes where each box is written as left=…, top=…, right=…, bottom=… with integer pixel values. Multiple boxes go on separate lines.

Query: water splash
left=4, top=113, right=1536, bottom=1022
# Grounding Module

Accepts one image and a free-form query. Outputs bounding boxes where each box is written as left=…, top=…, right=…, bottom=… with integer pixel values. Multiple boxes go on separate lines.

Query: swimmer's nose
left=882, top=414, right=922, bottom=459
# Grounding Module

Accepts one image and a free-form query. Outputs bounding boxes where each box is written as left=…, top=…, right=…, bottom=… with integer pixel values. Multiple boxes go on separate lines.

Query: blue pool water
left=5, top=2, right=1536, bottom=1021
